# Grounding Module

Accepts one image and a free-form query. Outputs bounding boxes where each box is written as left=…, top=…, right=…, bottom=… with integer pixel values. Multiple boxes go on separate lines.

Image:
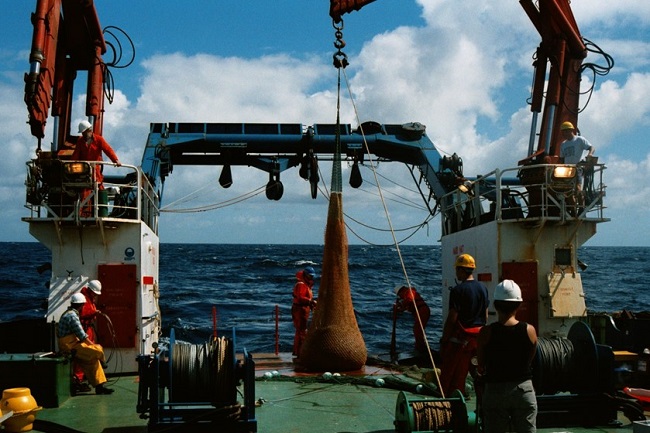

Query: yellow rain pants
left=58, top=334, right=107, bottom=386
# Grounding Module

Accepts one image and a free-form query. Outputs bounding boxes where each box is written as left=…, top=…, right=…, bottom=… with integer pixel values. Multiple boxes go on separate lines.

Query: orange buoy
left=1, top=388, right=42, bottom=433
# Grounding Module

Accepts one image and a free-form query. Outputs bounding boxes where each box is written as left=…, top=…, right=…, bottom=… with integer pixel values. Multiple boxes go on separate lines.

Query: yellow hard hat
left=560, top=121, right=575, bottom=131
left=455, top=253, right=476, bottom=269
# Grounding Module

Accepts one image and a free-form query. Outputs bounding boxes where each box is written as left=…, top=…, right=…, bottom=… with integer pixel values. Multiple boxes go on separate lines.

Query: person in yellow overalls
left=58, top=293, right=113, bottom=394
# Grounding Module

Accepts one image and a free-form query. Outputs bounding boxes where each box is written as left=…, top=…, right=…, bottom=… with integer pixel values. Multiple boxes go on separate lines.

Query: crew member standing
left=74, top=280, right=104, bottom=387
left=394, top=286, right=431, bottom=354
left=292, top=266, right=317, bottom=357
left=439, top=253, right=489, bottom=397
left=559, top=121, right=595, bottom=165
left=477, top=279, right=538, bottom=433
left=73, top=120, right=121, bottom=216
left=58, top=293, right=113, bottom=394
left=559, top=121, right=596, bottom=200
left=73, top=120, right=121, bottom=185
left=80, top=280, right=103, bottom=343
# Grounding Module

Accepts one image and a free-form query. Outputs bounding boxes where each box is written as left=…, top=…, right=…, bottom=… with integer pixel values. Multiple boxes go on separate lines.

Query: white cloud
left=136, top=53, right=333, bottom=123
left=583, top=73, right=650, bottom=146
left=605, top=153, right=650, bottom=208
left=1, top=0, right=649, bottom=246
left=572, top=1, right=650, bottom=26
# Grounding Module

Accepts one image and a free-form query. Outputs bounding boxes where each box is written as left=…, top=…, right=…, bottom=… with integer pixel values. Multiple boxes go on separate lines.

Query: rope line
left=412, top=400, right=454, bottom=430
left=161, top=185, right=268, bottom=213
left=337, top=56, right=438, bottom=384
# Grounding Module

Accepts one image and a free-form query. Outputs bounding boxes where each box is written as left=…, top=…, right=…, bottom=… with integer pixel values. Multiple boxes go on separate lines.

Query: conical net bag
left=300, top=192, right=367, bottom=371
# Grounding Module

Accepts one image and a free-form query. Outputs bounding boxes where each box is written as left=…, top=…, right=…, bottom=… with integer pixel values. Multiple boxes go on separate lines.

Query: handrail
left=23, top=159, right=159, bottom=233
left=440, top=162, right=607, bottom=235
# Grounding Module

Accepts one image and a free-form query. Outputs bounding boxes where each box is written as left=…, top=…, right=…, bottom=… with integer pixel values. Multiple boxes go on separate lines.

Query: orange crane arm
left=519, top=0, right=587, bottom=161
left=330, top=0, right=377, bottom=23
left=25, top=0, right=106, bottom=146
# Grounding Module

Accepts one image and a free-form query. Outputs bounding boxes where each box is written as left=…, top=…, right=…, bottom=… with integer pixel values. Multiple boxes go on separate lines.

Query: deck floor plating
left=28, top=353, right=647, bottom=433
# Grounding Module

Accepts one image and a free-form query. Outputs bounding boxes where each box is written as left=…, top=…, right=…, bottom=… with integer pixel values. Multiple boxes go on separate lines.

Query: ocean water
left=0, top=242, right=649, bottom=357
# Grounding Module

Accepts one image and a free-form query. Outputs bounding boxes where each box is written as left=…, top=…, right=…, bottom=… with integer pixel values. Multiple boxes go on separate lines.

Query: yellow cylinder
left=1, top=388, right=42, bottom=433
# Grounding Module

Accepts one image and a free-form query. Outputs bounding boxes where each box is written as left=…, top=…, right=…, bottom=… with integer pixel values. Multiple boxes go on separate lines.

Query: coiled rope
left=412, top=400, right=454, bottom=431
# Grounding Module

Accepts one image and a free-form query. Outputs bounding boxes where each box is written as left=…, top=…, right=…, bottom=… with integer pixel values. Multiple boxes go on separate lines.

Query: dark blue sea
left=1, top=242, right=648, bottom=357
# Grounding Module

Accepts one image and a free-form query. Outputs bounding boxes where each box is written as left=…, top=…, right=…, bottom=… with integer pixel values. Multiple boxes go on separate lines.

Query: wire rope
left=170, top=336, right=235, bottom=405
left=313, top=169, right=434, bottom=246
left=160, top=184, right=268, bottom=213
left=535, top=336, right=574, bottom=395
left=337, top=57, right=439, bottom=388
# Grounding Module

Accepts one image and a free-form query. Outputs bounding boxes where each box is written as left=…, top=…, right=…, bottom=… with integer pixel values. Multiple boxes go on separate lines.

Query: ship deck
left=23, top=353, right=648, bottom=433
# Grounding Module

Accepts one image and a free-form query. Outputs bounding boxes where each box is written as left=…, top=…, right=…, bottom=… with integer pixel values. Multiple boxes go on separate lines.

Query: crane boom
left=330, top=0, right=378, bottom=23
left=24, top=0, right=107, bottom=147
left=519, top=0, right=588, bottom=163
left=141, top=121, right=462, bottom=206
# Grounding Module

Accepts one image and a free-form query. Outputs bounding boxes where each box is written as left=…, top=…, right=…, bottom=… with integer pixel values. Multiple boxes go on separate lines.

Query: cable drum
left=533, top=321, right=601, bottom=395
left=170, top=336, right=236, bottom=406
left=394, top=390, right=474, bottom=433
left=533, top=337, right=574, bottom=395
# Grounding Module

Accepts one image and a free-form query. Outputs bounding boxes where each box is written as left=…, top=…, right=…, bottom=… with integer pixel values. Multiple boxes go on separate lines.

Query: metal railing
left=441, top=162, right=607, bottom=235
left=24, top=159, right=159, bottom=232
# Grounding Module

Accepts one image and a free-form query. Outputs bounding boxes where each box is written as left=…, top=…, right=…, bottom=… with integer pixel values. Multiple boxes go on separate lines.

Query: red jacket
left=72, top=134, right=119, bottom=184
left=79, top=286, right=100, bottom=342
left=397, top=287, right=428, bottom=313
left=293, top=270, right=314, bottom=307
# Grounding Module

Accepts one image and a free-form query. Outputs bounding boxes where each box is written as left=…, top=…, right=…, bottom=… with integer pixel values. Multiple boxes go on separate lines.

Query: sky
left=0, top=0, right=649, bottom=246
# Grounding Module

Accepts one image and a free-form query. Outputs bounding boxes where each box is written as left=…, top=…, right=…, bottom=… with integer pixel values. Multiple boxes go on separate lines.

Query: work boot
left=72, top=379, right=91, bottom=395
left=95, top=385, right=114, bottom=395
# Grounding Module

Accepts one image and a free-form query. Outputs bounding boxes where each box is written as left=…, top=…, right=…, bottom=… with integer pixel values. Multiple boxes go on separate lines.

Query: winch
left=136, top=329, right=256, bottom=432
left=394, top=389, right=476, bottom=433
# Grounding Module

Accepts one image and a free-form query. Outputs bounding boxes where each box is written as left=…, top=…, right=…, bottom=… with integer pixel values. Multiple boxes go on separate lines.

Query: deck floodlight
left=458, top=180, right=473, bottom=195
left=64, top=162, right=90, bottom=175
left=62, top=161, right=92, bottom=188
left=550, top=165, right=577, bottom=192
left=552, top=165, right=576, bottom=180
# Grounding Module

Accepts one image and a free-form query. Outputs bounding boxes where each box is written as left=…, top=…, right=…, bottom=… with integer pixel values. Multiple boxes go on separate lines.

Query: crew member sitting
left=58, top=293, right=114, bottom=395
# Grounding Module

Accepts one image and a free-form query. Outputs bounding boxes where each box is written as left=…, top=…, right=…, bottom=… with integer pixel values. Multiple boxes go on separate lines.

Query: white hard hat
left=71, top=293, right=87, bottom=305
left=88, top=280, right=102, bottom=295
left=494, top=279, right=522, bottom=302
left=78, top=120, right=93, bottom=134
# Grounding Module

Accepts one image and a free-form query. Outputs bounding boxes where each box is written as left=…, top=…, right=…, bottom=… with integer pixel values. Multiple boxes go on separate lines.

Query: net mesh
left=299, top=192, right=367, bottom=371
